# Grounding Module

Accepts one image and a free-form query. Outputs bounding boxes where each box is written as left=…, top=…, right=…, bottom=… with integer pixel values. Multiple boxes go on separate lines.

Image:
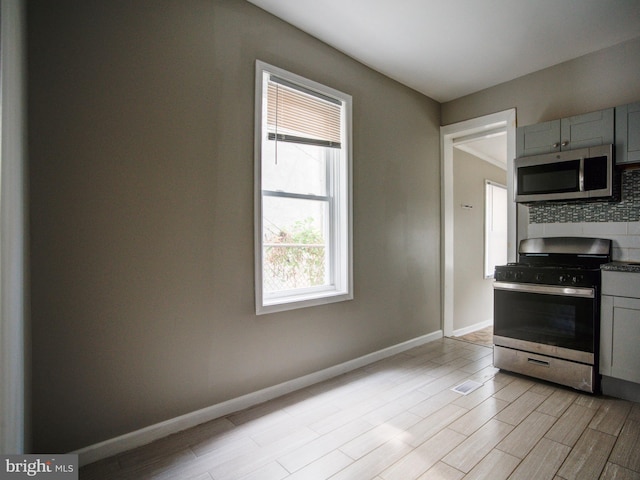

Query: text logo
left=1, top=455, right=77, bottom=479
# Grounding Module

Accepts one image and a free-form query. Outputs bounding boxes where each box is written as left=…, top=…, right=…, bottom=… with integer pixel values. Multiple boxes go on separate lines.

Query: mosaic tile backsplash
left=529, top=169, right=640, bottom=224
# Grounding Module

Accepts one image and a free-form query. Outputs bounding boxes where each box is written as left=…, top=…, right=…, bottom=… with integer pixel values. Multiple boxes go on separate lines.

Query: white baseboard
left=73, top=330, right=443, bottom=467
left=452, top=319, right=492, bottom=338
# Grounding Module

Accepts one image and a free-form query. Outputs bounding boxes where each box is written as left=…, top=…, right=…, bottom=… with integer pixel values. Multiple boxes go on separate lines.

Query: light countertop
left=601, top=262, right=640, bottom=273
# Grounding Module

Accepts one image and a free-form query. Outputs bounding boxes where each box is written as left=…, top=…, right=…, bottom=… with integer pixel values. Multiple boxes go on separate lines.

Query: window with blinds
left=254, top=61, right=353, bottom=315
left=266, top=76, right=342, bottom=148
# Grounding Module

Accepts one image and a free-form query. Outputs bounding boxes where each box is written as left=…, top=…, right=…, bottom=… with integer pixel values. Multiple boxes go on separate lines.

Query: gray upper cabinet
left=615, top=102, right=640, bottom=165
left=560, top=108, right=614, bottom=150
left=516, top=108, right=614, bottom=158
left=516, top=119, right=560, bottom=157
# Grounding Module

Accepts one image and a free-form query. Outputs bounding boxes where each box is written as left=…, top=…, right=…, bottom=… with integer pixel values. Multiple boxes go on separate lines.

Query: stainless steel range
left=493, top=237, right=612, bottom=393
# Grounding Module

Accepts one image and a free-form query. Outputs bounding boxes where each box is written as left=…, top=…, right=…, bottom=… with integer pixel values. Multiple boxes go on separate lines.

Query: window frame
left=484, top=180, right=508, bottom=279
left=254, top=60, right=353, bottom=315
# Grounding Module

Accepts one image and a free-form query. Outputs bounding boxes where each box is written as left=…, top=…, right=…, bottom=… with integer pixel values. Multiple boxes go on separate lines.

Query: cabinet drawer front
left=602, top=271, right=640, bottom=297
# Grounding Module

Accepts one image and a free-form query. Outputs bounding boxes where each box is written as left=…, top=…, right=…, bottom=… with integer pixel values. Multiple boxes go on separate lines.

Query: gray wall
left=443, top=35, right=640, bottom=257
left=28, top=0, right=441, bottom=452
left=453, top=150, right=506, bottom=332
left=443, top=36, right=640, bottom=127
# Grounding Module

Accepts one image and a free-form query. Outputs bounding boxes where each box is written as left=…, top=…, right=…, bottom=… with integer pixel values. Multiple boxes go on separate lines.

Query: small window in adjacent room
left=484, top=180, right=508, bottom=278
left=254, top=61, right=353, bottom=314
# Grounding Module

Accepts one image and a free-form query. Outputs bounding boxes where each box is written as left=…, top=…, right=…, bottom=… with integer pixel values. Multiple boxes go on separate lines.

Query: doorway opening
left=440, top=109, right=516, bottom=339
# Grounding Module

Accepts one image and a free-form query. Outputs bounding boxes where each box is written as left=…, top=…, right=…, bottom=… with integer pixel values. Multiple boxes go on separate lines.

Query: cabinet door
left=600, top=295, right=614, bottom=376
left=601, top=295, right=640, bottom=384
left=615, top=102, right=640, bottom=165
left=516, top=119, right=560, bottom=157
left=560, top=108, right=614, bottom=150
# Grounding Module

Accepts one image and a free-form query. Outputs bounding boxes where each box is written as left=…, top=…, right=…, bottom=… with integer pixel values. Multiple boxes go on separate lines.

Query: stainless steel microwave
left=514, top=144, right=615, bottom=203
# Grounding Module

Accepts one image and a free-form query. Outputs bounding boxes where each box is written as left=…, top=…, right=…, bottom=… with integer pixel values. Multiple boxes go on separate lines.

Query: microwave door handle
left=579, top=157, right=585, bottom=192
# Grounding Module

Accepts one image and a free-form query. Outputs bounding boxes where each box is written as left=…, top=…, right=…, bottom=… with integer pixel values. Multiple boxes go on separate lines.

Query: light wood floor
left=80, top=338, right=640, bottom=480
left=455, top=326, right=493, bottom=347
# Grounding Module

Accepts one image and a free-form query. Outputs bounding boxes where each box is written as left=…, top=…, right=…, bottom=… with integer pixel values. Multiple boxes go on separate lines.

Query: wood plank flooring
left=79, top=338, right=640, bottom=480
left=455, top=326, right=493, bottom=347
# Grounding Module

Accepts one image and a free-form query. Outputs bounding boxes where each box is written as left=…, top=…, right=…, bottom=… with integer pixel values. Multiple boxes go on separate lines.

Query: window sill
left=257, top=290, right=353, bottom=315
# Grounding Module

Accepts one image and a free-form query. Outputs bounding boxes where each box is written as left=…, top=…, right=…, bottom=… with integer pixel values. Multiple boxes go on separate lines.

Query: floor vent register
left=451, top=379, right=483, bottom=395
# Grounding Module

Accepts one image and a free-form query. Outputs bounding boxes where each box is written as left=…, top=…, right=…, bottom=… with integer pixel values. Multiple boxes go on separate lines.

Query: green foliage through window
left=263, top=218, right=326, bottom=292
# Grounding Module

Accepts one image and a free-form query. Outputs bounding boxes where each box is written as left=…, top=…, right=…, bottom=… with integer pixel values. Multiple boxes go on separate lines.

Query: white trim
left=1, top=0, right=27, bottom=454
left=73, top=330, right=443, bottom=466
left=440, top=109, right=516, bottom=337
left=454, top=128, right=507, bottom=171
left=452, top=319, right=493, bottom=338
left=455, top=143, right=506, bottom=170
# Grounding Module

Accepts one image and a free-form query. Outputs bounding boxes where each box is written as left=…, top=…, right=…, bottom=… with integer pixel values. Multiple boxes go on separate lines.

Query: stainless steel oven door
left=493, top=282, right=597, bottom=360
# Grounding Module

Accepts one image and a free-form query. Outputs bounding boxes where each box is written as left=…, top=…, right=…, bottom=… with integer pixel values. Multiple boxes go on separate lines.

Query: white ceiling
left=247, top=0, right=640, bottom=103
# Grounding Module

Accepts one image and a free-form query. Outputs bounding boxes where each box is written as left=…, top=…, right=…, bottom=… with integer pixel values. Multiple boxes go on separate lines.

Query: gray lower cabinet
left=516, top=107, right=614, bottom=158
left=615, top=101, right=640, bottom=165
left=600, top=270, right=640, bottom=384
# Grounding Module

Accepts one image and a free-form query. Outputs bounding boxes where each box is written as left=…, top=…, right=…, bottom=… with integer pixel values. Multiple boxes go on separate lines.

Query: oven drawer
left=494, top=345, right=594, bottom=393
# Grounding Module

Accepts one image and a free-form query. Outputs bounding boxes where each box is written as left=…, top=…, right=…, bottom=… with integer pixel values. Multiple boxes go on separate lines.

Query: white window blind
left=266, top=75, right=342, bottom=148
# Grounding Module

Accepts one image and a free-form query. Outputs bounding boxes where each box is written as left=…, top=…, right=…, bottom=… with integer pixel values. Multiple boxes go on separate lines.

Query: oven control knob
left=514, top=271, right=524, bottom=281
left=559, top=274, right=568, bottom=284
left=572, top=275, right=583, bottom=285
left=535, top=273, right=544, bottom=282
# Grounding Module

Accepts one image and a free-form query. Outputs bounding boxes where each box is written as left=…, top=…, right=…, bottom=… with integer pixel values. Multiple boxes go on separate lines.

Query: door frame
left=440, top=109, right=516, bottom=337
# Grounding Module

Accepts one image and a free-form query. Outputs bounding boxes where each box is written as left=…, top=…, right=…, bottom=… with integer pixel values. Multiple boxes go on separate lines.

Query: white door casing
left=440, top=109, right=516, bottom=337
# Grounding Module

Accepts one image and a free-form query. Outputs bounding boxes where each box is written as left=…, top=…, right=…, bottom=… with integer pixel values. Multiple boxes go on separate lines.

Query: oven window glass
left=494, top=289, right=595, bottom=352
left=518, top=160, right=580, bottom=195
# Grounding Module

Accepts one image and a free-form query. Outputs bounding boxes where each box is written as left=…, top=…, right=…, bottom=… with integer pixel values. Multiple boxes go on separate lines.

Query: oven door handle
left=493, top=281, right=595, bottom=298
